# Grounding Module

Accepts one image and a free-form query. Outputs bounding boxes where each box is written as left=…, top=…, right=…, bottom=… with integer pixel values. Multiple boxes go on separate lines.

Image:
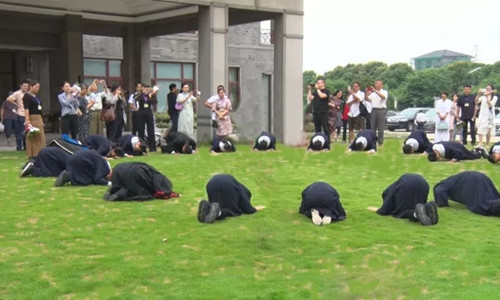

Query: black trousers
left=341, top=119, right=348, bottom=142
left=61, top=114, right=79, bottom=139
left=106, top=115, right=124, bottom=143
left=169, top=113, right=179, bottom=132
left=131, top=112, right=138, bottom=136
left=313, top=112, right=330, bottom=141
left=364, top=113, right=371, bottom=130
left=137, top=109, right=156, bottom=152
left=461, top=119, right=476, bottom=145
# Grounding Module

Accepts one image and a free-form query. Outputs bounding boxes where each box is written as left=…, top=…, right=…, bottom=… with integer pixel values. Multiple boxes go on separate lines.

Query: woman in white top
left=176, top=83, right=199, bottom=139
left=476, top=85, right=498, bottom=146
left=434, top=92, right=452, bottom=143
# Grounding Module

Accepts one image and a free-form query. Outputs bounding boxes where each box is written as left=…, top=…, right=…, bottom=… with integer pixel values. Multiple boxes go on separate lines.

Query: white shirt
left=432, top=143, right=445, bottom=157
left=492, top=145, right=500, bottom=154
left=405, top=138, right=419, bottom=151
left=312, top=135, right=325, bottom=147
left=257, top=136, right=271, bottom=148
left=368, top=89, right=388, bottom=108
left=346, top=90, right=365, bottom=117
left=88, top=92, right=107, bottom=111
left=435, top=99, right=452, bottom=122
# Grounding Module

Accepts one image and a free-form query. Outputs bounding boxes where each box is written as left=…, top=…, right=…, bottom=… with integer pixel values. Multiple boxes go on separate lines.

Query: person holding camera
left=346, top=82, right=365, bottom=143
left=88, top=79, right=108, bottom=136
left=135, top=85, right=157, bottom=152
left=307, top=78, right=331, bottom=143
left=204, top=84, right=226, bottom=137
left=104, top=85, right=127, bottom=143
left=128, top=82, right=143, bottom=136
left=176, top=82, right=199, bottom=140
left=476, top=85, right=497, bottom=147
left=456, top=85, right=477, bottom=145
left=167, top=83, right=179, bottom=133
left=77, top=84, right=91, bottom=143
left=365, top=80, right=388, bottom=145
left=58, top=81, right=80, bottom=140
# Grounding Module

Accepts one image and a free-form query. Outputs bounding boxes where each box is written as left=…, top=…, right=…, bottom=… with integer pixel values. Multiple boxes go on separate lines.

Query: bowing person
left=347, top=129, right=377, bottom=153
left=210, top=137, right=236, bottom=153
left=433, top=171, right=500, bottom=216
left=427, top=141, right=484, bottom=162
left=402, top=130, right=432, bottom=154
left=115, top=134, right=146, bottom=157
left=160, top=131, right=196, bottom=154
left=374, top=174, right=438, bottom=226
left=197, top=174, right=264, bottom=223
left=103, top=162, right=180, bottom=201
left=54, top=150, right=112, bottom=187
left=253, top=131, right=277, bottom=151
left=84, top=134, right=113, bottom=157
left=299, top=182, right=346, bottom=226
left=307, top=132, right=330, bottom=152
left=20, top=147, right=71, bottom=177
left=487, top=141, right=500, bottom=164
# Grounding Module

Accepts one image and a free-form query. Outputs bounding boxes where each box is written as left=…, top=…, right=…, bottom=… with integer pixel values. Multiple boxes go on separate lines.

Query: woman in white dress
left=176, top=83, right=199, bottom=139
left=434, top=92, right=452, bottom=143
left=476, top=85, right=498, bottom=147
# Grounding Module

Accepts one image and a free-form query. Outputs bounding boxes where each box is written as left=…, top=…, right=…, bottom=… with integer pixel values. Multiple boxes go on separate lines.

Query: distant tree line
left=303, top=61, right=500, bottom=110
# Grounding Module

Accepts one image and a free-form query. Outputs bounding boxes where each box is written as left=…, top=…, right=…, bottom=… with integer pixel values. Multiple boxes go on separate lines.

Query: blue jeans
left=15, top=115, right=25, bottom=150
left=2, top=118, right=17, bottom=139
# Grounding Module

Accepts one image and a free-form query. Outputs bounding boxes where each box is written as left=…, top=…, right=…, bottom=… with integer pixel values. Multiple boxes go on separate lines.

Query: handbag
left=100, top=105, right=116, bottom=122
left=437, top=121, right=448, bottom=131
left=211, top=120, right=218, bottom=129
left=359, top=101, right=369, bottom=117
left=175, top=102, right=183, bottom=111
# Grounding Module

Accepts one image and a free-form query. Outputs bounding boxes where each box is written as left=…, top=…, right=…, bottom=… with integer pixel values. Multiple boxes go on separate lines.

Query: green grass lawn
left=1, top=139, right=499, bottom=299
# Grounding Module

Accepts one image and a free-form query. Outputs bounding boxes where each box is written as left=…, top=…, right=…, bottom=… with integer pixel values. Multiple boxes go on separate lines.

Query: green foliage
left=1, top=139, right=500, bottom=299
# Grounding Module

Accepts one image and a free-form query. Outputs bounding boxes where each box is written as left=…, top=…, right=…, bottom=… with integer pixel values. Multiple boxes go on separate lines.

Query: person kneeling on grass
left=253, top=131, right=276, bottom=151
left=307, top=132, right=330, bottom=152
left=103, top=162, right=180, bottom=201
left=114, top=134, right=147, bottom=157
left=370, top=174, right=438, bottom=226
left=433, top=171, right=500, bottom=216
left=84, top=134, right=113, bottom=157
left=299, top=182, right=346, bottom=226
left=402, top=130, right=433, bottom=154
left=427, top=141, right=485, bottom=163
left=160, top=131, right=196, bottom=154
left=54, top=150, right=112, bottom=187
left=210, top=137, right=236, bottom=153
left=197, top=174, right=265, bottom=223
left=347, top=129, right=377, bottom=153
left=21, top=147, right=72, bottom=177
left=487, top=141, right=500, bottom=164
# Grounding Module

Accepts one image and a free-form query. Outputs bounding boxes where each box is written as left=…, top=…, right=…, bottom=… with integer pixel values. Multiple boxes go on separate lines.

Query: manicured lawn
left=0, top=139, right=499, bottom=299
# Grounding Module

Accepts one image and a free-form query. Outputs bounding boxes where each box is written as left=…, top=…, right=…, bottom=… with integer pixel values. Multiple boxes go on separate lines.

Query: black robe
left=85, top=135, right=112, bottom=157
left=377, top=174, right=429, bottom=218
left=433, top=171, right=500, bottom=216
left=206, top=174, right=257, bottom=218
left=349, top=130, right=377, bottom=151
left=299, top=182, right=346, bottom=220
left=161, top=131, right=197, bottom=154
left=33, top=147, right=72, bottom=177
left=488, top=141, right=500, bottom=155
left=108, top=162, right=173, bottom=201
left=67, top=150, right=110, bottom=186
left=307, top=132, right=330, bottom=150
left=210, top=137, right=236, bottom=153
left=435, top=141, right=481, bottom=161
left=404, top=130, right=432, bottom=153
left=253, top=131, right=277, bottom=150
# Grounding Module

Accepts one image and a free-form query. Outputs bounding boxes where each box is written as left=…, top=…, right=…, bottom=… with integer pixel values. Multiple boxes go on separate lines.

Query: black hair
left=333, top=90, right=342, bottom=98
left=20, top=79, right=30, bottom=85
left=487, top=84, right=495, bottom=90
left=353, top=82, right=361, bottom=87
left=402, top=144, right=413, bottom=154
left=442, top=91, right=448, bottom=97
left=139, top=144, right=147, bottom=154
left=488, top=155, right=497, bottom=164
left=181, top=82, right=190, bottom=89
left=29, top=80, right=39, bottom=87
left=169, top=83, right=177, bottom=91
left=428, top=152, right=437, bottom=162
left=217, top=85, right=224, bottom=90
left=113, top=146, right=124, bottom=157
left=354, top=142, right=364, bottom=151
left=111, top=85, right=120, bottom=93
left=463, top=84, right=471, bottom=88
left=217, top=86, right=225, bottom=93
left=183, top=145, right=193, bottom=154
left=259, top=140, right=268, bottom=150
left=135, top=82, right=143, bottom=87
left=61, top=81, right=70, bottom=87
left=312, top=140, right=322, bottom=151
left=81, top=83, right=88, bottom=89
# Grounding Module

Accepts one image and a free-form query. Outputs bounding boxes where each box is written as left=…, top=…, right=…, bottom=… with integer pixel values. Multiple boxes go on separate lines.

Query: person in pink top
left=212, top=86, right=233, bottom=138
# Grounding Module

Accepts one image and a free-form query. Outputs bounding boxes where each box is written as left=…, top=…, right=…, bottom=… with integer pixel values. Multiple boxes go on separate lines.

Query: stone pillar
left=197, top=4, right=228, bottom=142
left=61, top=14, right=83, bottom=84
left=123, top=25, right=151, bottom=89
left=273, top=12, right=304, bottom=146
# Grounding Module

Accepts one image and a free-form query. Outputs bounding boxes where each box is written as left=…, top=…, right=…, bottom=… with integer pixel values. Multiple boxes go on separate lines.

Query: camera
left=309, top=84, right=315, bottom=88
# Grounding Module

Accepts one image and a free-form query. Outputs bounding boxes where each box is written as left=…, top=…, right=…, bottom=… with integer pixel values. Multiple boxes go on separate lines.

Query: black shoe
left=20, top=161, right=34, bottom=177
left=103, top=187, right=112, bottom=200
left=197, top=200, right=210, bottom=223
left=204, top=202, right=220, bottom=223
left=54, top=170, right=70, bottom=187
left=477, top=147, right=488, bottom=159
left=107, top=193, right=120, bottom=201
left=415, top=203, right=432, bottom=226
left=425, top=202, right=439, bottom=225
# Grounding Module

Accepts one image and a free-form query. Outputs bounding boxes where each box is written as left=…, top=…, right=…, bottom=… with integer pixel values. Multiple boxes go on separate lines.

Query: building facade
left=413, top=49, right=472, bottom=71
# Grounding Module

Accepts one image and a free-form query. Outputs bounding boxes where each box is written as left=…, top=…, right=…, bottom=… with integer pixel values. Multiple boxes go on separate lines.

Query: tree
left=405, top=69, right=452, bottom=108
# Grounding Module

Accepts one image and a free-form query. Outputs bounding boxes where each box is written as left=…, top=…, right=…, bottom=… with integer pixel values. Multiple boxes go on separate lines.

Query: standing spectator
left=213, top=87, right=233, bottom=138
left=340, top=98, right=350, bottom=143
left=204, top=84, right=226, bottom=136
left=77, top=84, right=91, bottom=142
left=135, top=85, right=157, bottom=152
left=434, top=92, right=452, bottom=143
left=167, top=83, right=179, bottom=133
left=328, top=90, right=342, bottom=142
left=456, top=85, right=477, bottom=145
left=346, top=82, right=365, bottom=143
left=58, top=82, right=80, bottom=139
left=364, top=88, right=373, bottom=130
left=366, top=80, right=388, bottom=146
left=1, top=99, right=18, bottom=146
left=449, top=93, right=460, bottom=141
left=88, top=80, right=107, bottom=136
left=6, top=79, right=29, bottom=151
left=307, top=79, right=331, bottom=142
left=176, top=83, right=199, bottom=140
left=128, top=82, right=142, bottom=136
left=105, top=85, right=127, bottom=143
left=23, top=81, right=46, bottom=158
left=476, top=85, right=497, bottom=147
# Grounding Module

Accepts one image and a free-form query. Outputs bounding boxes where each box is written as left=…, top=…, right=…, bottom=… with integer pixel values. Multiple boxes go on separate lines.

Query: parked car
left=495, top=112, right=500, bottom=135
left=386, top=107, right=430, bottom=131
left=423, top=108, right=436, bottom=132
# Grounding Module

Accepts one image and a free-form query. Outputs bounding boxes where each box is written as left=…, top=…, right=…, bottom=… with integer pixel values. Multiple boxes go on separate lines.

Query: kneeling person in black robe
left=375, top=174, right=438, bottom=226
left=20, top=147, right=72, bottom=177
left=197, top=174, right=264, bottom=223
left=84, top=134, right=113, bottom=157
left=115, top=134, right=147, bottom=157
left=253, top=131, right=276, bottom=151
left=307, top=132, right=330, bottom=151
left=347, top=130, right=377, bottom=153
left=427, top=141, right=482, bottom=162
left=54, top=150, right=112, bottom=187
left=103, top=162, right=180, bottom=201
left=402, top=130, right=432, bottom=154
left=433, top=171, right=500, bottom=216
left=299, top=182, right=346, bottom=226
left=160, top=131, right=196, bottom=154
left=487, top=142, right=500, bottom=164
left=210, top=137, right=236, bottom=153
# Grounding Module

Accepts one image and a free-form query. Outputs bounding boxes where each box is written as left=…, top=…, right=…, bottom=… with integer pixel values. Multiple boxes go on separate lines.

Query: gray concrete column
left=197, top=4, right=228, bottom=142
left=123, top=24, right=151, bottom=90
left=273, top=12, right=304, bottom=146
left=62, top=14, right=83, bottom=84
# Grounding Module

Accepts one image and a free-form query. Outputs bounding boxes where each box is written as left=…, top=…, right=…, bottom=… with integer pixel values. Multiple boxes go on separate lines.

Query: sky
left=303, top=0, right=500, bottom=74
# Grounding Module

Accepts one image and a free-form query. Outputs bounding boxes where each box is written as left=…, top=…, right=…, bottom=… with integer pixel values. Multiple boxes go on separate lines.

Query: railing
left=260, top=28, right=273, bottom=45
